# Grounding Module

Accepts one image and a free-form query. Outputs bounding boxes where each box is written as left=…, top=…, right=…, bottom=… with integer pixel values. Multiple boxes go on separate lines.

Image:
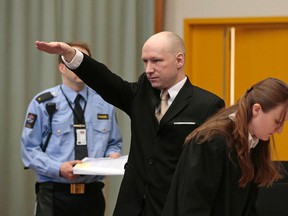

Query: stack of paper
left=73, top=155, right=128, bottom=175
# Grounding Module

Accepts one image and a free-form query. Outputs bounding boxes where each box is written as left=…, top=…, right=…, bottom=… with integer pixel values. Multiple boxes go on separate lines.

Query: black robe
left=162, top=136, right=258, bottom=216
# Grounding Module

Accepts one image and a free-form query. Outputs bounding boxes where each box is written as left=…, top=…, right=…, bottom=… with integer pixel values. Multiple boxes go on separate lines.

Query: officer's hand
left=59, top=160, right=82, bottom=181
left=108, top=153, right=121, bottom=158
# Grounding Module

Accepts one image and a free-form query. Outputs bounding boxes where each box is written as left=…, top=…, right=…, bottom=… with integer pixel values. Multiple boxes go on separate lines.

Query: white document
left=73, top=155, right=128, bottom=175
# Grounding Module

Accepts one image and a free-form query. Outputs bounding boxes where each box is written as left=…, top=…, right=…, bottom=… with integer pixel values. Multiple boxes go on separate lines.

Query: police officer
left=21, top=41, right=123, bottom=216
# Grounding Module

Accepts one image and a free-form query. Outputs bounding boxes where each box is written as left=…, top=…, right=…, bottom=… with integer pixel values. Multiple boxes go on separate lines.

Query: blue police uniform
left=21, top=84, right=123, bottom=216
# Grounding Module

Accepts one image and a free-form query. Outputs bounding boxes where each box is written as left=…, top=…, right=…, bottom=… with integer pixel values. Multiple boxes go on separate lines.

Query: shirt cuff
left=49, top=160, right=63, bottom=178
left=61, top=48, right=84, bottom=69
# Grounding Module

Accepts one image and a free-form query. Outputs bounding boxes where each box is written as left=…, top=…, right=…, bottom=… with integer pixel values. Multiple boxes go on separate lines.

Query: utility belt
left=35, top=181, right=104, bottom=195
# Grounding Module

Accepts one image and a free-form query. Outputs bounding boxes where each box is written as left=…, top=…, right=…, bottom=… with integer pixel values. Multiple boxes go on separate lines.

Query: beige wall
left=164, top=0, right=288, bottom=37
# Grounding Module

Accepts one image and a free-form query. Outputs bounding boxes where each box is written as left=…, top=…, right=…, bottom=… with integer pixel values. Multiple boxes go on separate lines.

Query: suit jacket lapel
left=147, top=86, right=161, bottom=126
left=160, top=79, right=194, bottom=126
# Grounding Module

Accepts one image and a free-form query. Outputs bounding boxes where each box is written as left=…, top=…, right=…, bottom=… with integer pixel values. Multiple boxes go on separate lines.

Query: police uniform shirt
left=21, top=84, right=122, bottom=183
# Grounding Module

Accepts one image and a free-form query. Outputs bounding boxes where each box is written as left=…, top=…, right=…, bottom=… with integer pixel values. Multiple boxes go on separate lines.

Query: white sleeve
left=61, top=48, right=84, bottom=69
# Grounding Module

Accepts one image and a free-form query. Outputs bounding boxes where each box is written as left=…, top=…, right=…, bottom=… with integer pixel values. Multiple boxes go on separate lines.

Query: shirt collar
left=61, top=84, right=88, bottom=102
left=165, top=77, right=187, bottom=105
left=248, top=132, right=259, bottom=149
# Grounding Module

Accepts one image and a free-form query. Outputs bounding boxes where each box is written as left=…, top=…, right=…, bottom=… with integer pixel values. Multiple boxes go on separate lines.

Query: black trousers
left=35, top=182, right=105, bottom=216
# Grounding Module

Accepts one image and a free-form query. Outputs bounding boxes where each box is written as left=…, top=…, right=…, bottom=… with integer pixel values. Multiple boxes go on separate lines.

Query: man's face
left=61, top=65, right=83, bottom=85
left=142, top=39, right=181, bottom=90
left=60, top=46, right=90, bottom=88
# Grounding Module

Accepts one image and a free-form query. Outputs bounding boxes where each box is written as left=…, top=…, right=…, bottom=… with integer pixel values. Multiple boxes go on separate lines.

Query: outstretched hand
left=35, top=41, right=76, bottom=62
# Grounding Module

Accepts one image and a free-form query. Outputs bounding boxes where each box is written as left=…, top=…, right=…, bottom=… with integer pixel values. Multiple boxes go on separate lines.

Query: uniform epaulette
left=36, top=92, right=54, bottom=104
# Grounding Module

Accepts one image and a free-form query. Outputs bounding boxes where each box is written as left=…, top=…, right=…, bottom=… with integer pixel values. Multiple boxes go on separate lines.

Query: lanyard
left=60, top=85, right=88, bottom=123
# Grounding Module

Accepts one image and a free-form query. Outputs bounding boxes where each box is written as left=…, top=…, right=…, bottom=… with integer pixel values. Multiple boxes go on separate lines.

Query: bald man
left=36, top=31, right=225, bottom=216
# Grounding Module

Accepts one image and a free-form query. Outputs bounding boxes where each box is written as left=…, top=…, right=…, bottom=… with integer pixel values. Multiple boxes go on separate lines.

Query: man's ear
left=252, top=103, right=262, bottom=116
left=58, top=63, right=66, bottom=74
left=176, top=52, right=185, bottom=69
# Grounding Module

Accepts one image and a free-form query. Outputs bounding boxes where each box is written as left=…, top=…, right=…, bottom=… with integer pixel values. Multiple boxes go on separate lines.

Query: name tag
left=97, top=114, right=109, bottom=120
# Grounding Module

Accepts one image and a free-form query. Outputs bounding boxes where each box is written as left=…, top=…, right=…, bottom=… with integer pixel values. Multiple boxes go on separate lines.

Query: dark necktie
left=74, top=94, right=88, bottom=160
left=74, top=94, right=85, bottom=124
left=156, top=90, right=170, bottom=122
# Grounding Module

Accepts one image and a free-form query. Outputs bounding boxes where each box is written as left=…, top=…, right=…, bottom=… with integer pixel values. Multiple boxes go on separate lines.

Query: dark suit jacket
left=72, top=54, right=225, bottom=216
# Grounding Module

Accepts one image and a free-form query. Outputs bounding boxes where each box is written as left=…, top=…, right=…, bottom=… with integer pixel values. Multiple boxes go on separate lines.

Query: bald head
left=144, top=31, right=186, bottom=57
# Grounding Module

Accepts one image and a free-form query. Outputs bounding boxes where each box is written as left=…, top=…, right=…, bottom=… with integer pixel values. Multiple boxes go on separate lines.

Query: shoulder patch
left=25, top=113, right=37, bottom=129
left=36, top=92, right=54, bottom=104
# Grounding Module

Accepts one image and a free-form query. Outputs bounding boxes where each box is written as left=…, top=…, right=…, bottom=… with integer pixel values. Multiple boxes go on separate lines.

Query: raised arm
left=35, top=41, right=76, bottom=62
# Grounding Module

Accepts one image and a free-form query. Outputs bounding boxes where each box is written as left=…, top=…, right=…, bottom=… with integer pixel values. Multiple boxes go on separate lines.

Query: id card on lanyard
left=74, top=124, right=87, bottom=145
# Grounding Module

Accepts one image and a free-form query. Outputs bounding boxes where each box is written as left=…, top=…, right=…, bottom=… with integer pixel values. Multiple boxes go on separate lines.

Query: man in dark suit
left=35, top=31, right=225, bottom=216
